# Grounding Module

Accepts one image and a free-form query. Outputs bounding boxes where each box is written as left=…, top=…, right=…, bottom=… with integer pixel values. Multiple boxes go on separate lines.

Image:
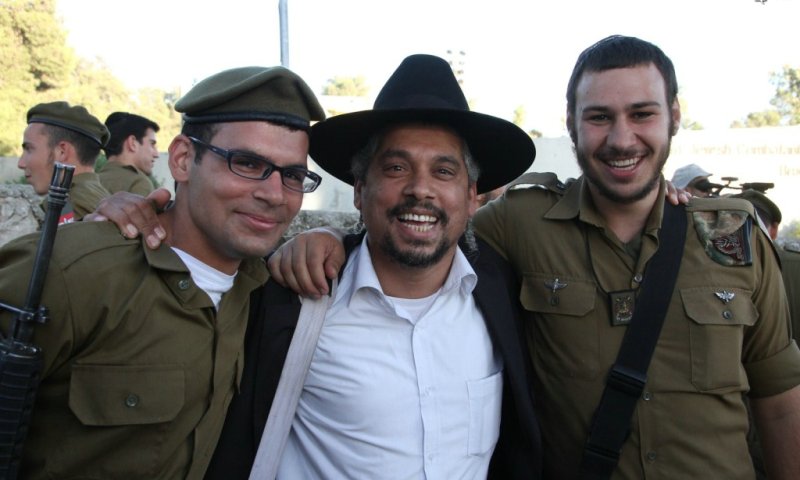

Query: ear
left=126, top=134, right=139, bottom=152
left=54, top=141, right=73, bottom=165
left=168, top=135, right=193, bottom=183
left=353, top=179, right=364, bottom=211
left=670, top=99, right=681, bottom=136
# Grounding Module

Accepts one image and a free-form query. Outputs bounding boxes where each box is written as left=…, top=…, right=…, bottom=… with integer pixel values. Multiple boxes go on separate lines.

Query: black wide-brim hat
left=310, top=54, right=535, bottom=194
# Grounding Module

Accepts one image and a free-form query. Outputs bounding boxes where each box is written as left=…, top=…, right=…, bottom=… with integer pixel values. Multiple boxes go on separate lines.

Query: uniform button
left=178, top=279, right=191, bottom=290
left=125, top=394, right=140, bottom=408
left=633, top=273, right=643, bottom=283
left=646, top=451, right=657, bottom=462
left=722, top=310, right=733, bottom=320
left=643, top=391, right=652, bottom=401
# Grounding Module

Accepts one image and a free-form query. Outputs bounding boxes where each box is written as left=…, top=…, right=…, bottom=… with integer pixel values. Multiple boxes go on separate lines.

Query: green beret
left=174, top=66, right=325, bottom=130
left=732, top=189, right=782, bottom=224
left=27, top=101, right=110, bottom=147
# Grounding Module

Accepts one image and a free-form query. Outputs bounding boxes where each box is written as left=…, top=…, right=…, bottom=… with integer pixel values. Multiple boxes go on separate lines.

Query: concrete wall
left=3, top=125, right=798, bottom=246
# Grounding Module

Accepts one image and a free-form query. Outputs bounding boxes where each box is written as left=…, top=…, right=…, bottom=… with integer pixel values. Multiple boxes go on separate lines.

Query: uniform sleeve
left=0, top=235, right=77, bottom=377
left=128, top=176, right=155, bottom=197
left=743, top=230, right=800, bottom=397
left=473, top=195, right=512, bottom=262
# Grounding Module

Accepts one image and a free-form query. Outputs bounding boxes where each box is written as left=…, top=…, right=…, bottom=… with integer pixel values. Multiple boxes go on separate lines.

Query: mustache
left=594, top=146, right=650, bottom=161
left=387, top=198, right=449, bottom=226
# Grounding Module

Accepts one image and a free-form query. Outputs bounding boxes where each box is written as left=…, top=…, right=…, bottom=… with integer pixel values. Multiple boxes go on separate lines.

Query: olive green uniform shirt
left=473, top=175, right=800, bottom=480
left=0, top=221, right=267, bottom=479
left=41, top=171, right=110, bottom=224
left=98, top=161, right=155, bottom=196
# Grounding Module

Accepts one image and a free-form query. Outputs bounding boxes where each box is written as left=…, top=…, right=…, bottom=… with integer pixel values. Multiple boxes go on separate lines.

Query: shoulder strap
left=580, top=203, right=687, bottom=479
left=248, top=279, right=338, bottom=480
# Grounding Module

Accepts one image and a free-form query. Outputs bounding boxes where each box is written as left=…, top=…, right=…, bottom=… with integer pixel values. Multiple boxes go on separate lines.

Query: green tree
left=322, top=76, right=369, bottom=96
left=734, top=66, right=800, bottom=128
left=0, top=0, right=181, bottom=159
left=769, top=66, right=800, bottom=125
left=730, top=110, right=781, bottom=128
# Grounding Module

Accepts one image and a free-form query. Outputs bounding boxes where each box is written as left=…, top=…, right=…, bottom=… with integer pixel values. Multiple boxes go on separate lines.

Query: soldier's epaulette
left=506, top=171, right=573, bottom=195
left=687, top=197, right=755, bottom=266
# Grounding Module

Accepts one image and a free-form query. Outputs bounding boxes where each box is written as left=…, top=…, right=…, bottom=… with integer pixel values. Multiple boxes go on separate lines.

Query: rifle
left=0, top=163, right=74, bottom=479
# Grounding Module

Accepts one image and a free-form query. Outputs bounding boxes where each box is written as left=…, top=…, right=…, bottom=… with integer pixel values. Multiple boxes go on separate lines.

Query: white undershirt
left=171, top=247, right=236, bottom=309
left=277, top=235, right=503, bottom=480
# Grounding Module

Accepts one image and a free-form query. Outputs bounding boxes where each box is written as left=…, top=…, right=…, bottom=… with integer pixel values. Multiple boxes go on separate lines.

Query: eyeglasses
left=187, top=136, right=321, bottom=193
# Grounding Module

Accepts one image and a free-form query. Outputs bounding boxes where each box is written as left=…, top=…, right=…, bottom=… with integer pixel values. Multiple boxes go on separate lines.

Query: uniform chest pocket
left=681, top=287, right=756, bottom=392
left=51, top=364, right=186, bottom=477
left=520, top=273, right=600, bottom=378
left=69, top=364, right=185, bottom=426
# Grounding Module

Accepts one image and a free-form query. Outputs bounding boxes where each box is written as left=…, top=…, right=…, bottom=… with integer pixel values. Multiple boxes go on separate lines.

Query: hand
left=84, top=188, right=171, bottom=249
left=267, top=230, right=346, bottom=298
left=665, top=180, right=691, bottom=206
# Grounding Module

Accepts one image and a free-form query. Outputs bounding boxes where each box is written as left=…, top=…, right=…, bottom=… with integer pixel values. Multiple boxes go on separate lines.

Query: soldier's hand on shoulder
left=85, top=188, right=170, bottom=249
left=666, top=179, right=692, bottom=206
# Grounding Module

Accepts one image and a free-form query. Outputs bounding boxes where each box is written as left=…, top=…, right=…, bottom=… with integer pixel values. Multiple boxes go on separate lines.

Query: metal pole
left=279, top=0, right=289, bottom=67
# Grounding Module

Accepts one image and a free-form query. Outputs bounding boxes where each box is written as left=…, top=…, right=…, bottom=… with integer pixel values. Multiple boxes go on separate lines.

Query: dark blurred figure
left=733, top=188, right=800, bottom=480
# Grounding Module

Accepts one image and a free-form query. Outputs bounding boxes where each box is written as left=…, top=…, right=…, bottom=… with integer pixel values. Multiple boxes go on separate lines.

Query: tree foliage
left=733, top=65, right=800, bottom=128
left=0, top=0, right=181, bottom=157
left=322, top=76, right=369, bottom=97
left=730, top=110, right=781, bottom=128
left=769, top=66, right=800, bottom=125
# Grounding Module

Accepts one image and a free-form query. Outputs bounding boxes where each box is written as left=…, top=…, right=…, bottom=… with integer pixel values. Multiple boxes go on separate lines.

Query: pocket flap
left=69, top=364, right=185, bottom=426
left=680, top=287, right=757, bottom=326
left=520, top=273, right=596, bottom=316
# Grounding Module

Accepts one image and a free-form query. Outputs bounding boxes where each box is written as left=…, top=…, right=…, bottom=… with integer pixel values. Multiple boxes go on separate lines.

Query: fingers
left=266, top=231, right=346, bottom=298
left=664, top=180, right=691, bottom=206
left=93, top=191, right=169, bottom=249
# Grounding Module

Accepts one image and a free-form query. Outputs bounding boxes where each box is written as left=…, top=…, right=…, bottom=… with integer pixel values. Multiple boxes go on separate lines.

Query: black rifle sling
left=579, top=203, right=688, bottom=480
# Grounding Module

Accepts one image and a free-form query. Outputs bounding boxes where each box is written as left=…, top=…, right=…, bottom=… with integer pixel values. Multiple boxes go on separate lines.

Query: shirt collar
left=543, top=174, right=667, bottom=238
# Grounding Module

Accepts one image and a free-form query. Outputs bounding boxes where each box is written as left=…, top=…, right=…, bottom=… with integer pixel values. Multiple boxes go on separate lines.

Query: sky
left=56, top=0, right=800, bottom=137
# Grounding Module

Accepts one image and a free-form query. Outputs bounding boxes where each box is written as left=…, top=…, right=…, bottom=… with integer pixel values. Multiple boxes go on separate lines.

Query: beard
left=378, top=199, right=453, bottom=269
left=576, top=139, right=670, bottom=205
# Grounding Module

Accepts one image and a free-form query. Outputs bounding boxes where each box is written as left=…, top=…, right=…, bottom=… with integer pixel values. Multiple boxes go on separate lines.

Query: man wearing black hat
left=201, top=54, right=540, bottom=479
left=99, top=112, right=161, bottom=196
left=0, top=66, right=324, bottom=479
left=19, top=101, right=111, bottom=223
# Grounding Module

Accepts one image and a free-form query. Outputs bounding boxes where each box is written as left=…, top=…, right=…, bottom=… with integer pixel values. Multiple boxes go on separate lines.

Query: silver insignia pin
left=714, top=290, right=735, bottom=304
left=544, top=278, right=567, bottom=294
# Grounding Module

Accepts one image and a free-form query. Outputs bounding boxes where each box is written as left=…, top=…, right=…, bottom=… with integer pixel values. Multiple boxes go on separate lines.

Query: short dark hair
left=104, top=112, right=160, bottom=156
left=566, top=35, right=679, bottom=136
left=42, top=124, right=102, bottom=166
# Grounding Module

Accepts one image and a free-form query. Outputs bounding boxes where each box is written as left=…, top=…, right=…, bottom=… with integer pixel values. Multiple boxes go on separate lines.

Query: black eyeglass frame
left=187, top=136, right=321, bottom=193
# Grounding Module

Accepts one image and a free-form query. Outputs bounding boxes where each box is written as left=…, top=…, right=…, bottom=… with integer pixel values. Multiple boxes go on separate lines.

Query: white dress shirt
left=277, top=235, right=504, bottom=479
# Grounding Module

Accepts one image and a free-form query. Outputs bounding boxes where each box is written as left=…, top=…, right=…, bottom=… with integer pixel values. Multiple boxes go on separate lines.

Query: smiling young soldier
left=266, top=36, right=800, bottom=480
left=0, top=66, right=323, bottom=479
